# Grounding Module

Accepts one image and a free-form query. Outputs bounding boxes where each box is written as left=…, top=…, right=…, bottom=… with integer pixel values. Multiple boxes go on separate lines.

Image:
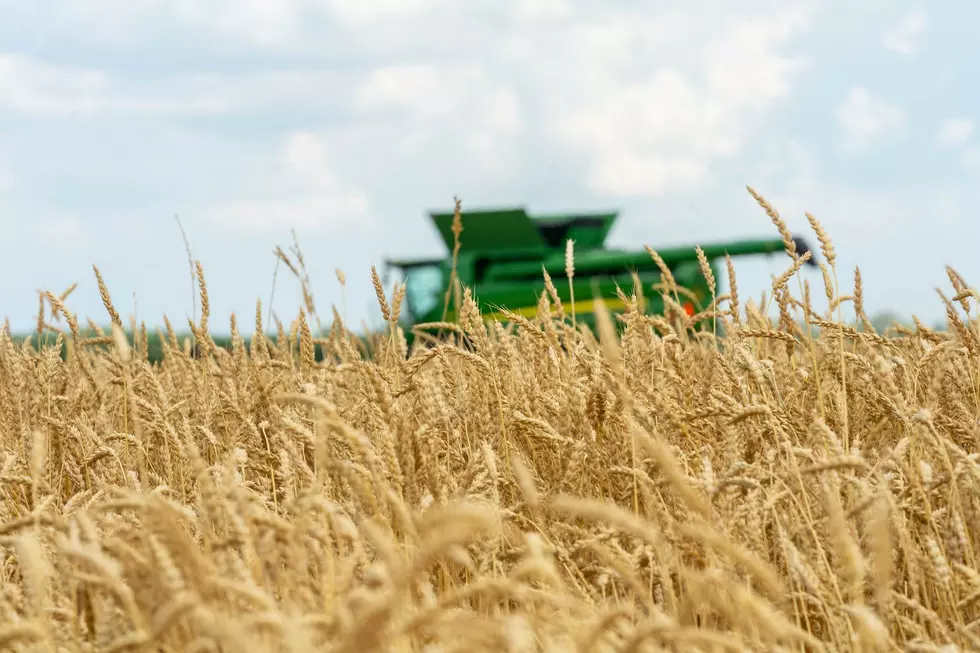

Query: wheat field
left=2, top=197, right=979, bottom=653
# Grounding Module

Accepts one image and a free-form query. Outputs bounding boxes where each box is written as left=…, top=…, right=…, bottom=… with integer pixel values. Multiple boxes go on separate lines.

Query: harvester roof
left=427, top=206, right=619, bottom=254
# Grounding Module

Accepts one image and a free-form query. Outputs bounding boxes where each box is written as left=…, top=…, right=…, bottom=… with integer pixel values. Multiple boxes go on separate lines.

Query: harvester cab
left=383, top=206, right=817, bottom=336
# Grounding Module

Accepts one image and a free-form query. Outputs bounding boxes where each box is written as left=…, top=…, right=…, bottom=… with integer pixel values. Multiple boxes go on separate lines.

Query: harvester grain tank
left=383, top=206, right=817, bottom=336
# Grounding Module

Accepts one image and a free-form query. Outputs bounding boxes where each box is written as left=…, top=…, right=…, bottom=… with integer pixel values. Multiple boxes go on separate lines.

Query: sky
left=0, top=0, right=977, bottom=334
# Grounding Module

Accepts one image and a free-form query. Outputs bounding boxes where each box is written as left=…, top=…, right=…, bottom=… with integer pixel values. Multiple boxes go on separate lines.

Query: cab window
left=404, top=266, right=443, bottom=321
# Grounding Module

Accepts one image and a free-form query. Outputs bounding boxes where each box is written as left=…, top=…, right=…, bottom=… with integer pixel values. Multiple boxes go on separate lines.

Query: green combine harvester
left=383, top=206, right=817, bottom=339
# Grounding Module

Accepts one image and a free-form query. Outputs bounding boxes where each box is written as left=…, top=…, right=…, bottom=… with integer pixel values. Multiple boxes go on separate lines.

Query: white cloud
left=541, top=7, right=811, bottom=197
left=206, top=132, right=371, bottom=233
left=835, top=87, right=905, bottom=152
left=173, top=0, right=305, bottom=48
left=180, top=0, right=451, bottom=41
left=1, top=1, right=308, bottom=50
left=0, top=54, right=108, bottom=117
left=2, top=0, right=452, bottom=52
left=356, top=64, right=520, bottom=133
left=937, top=118, right=974, bottom=148
left=0, top=166, right=13, bottom=193
left=2, top=3, right=815, bottom=199
left=964, top=147, right=980, bottom=172
left=884, top=9, right=927, bottom=55
left=170, top=0, right=445, bottom=47
left=354, top=62, right=523, bottom=178
left=512, top=0, right=570, bottom=21
left=0, top=4, right=812, bottom=203
left=323, top=0, right=448, bottom=25
left=0, top=53, right=232, bottom=118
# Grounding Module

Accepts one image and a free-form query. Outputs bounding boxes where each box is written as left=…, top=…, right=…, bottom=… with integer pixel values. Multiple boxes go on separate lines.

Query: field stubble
left=2, top=195, right=980, bottom=653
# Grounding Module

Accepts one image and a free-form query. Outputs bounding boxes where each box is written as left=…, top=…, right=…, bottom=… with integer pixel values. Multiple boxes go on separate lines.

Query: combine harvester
left=383, top=206, right=817, bottom=340
left=12, top=206, right=817, bottom=364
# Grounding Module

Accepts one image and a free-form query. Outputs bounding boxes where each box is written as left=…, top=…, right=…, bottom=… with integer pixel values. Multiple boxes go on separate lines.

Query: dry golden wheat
left=1, top=207, right=979, bottom=653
